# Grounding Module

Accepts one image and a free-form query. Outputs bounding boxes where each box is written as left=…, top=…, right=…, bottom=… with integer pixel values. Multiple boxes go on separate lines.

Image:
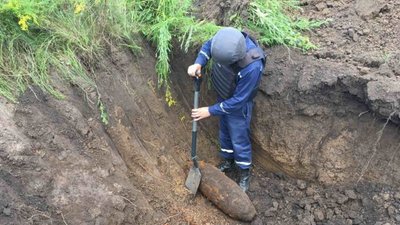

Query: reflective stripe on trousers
left=219, top=101, right=253, bottom=169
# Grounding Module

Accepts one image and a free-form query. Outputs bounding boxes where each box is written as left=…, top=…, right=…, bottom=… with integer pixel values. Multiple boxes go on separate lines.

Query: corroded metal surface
left=199, top=162, right=256, bottom=221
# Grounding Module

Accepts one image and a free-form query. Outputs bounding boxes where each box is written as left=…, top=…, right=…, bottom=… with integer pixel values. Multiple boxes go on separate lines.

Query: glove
left=187, top=64, right=202, bottom=77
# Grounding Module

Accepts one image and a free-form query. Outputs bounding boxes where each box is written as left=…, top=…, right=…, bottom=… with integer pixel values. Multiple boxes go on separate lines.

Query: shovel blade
left=185, top=167, right=201, bottom=195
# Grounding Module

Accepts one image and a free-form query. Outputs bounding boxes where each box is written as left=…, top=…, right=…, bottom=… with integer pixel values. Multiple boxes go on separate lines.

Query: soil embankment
left=0, top=43, right=232, bottom=224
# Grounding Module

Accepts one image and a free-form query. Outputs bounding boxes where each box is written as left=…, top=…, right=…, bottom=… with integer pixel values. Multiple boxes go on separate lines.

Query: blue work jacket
left=194, top=33, right=264, bottom=116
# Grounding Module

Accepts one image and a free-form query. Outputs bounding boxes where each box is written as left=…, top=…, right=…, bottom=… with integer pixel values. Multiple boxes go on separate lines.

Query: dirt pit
left=2, top=0, right=400, bottom=225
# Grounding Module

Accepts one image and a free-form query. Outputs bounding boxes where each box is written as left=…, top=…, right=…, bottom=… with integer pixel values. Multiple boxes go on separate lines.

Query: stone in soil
left=382, top=193, right=390, bottom=201
left=335, top=193, right=349, bottom=204
left=314, top=208, right=325, bottom=221
left=355, top=0, right=387, bottom=19
left=3, top=207, right=11, bottom=216
left=345, top=190, right=358, bottom=200
left=306, top=187, right=316, bottom=196
left=395, top=192, right=400, bottom=200
left=297, top=180, right=307, bottom=190
left=387, top=205, right=396, bottom=217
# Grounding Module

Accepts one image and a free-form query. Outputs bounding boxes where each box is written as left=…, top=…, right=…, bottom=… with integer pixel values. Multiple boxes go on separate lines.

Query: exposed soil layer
left=1, top=0, right=400, bottom=225
left=255, top=0, right=400, bottom=185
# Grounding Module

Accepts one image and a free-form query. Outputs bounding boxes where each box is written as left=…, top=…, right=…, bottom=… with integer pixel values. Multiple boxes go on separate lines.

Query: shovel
left=185, top=75, right=202, bottom=195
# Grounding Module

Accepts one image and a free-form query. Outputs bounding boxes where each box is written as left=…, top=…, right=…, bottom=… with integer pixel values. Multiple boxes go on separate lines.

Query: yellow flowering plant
left=0, top=0, right=141, bottom=124
left=18, top=14, right=31, bottom=30
left=165, top=87, right=176, bottom=107
left=74, top=2, right=85, bottom=14
left=0, top=0, right=40, bottom=31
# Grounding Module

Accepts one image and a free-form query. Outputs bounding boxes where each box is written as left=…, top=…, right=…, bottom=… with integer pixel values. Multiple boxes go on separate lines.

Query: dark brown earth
left=254, top=0, right=400, bottom=185
left=0, top=43, right=232, bottom=225
left=1, top=0, right=400, bottom=225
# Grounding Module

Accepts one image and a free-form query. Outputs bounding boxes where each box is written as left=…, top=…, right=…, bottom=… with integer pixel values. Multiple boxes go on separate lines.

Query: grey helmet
left=211, top=27, right=246, bottom=65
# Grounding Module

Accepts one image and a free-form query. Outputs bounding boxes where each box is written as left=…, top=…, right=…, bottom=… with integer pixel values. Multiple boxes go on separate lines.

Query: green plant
left=0, top=0, right=141, bottom=125
left=134, top=0, right=220, bottom=87
left=131, top=0, right=220, bottom=109
left=0, top=0, right=219, bottom=107
left=382, top=51, right=391, bottom=63
left=232, top=0, right=328, bottom=51
left=165, top=86, right=176, bottom=107
left=97, top=99, right=109, bottom=125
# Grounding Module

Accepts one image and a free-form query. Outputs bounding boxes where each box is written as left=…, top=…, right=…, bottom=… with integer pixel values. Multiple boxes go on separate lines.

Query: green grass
left=0, top=0, right=140, bottom=123
left=134, top=0, right=220, bottom=87
left=232, top=0, right=328, bottom=51
left=0, top=0, right=139, bottom=100
left=0, top=0, right=220, bottom=101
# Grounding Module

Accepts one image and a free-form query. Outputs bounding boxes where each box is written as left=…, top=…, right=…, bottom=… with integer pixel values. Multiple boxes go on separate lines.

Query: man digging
left=187, top=27, right=265, bottom=192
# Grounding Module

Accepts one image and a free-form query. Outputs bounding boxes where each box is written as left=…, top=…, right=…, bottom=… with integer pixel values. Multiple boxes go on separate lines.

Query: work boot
left=217, top=158, right=235, bottom=172
left=239, top=168, right=251, bottom=192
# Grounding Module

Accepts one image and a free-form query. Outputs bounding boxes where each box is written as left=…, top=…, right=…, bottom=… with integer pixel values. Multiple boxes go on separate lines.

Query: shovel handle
left=192, top=77, right=202, bottom=168
left=194, top=73, right=202, bottom=92
left=192, top=77, right=202, bottom=130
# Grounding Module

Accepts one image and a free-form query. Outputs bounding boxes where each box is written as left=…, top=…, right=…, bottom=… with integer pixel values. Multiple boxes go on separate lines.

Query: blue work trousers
left=219, top=101, right=253, bottom=169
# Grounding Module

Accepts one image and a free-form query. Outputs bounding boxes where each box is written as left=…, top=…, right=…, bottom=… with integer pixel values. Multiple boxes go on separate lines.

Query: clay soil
left=1, top=1, right=400, bottom=225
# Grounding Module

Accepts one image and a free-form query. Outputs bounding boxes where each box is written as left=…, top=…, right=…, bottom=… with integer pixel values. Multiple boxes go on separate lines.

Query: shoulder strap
left=231, top=33, right=267, bottom=73
left=247, top=34, right=260, bottom=47
left=236, top=47, right=265, bottom=68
